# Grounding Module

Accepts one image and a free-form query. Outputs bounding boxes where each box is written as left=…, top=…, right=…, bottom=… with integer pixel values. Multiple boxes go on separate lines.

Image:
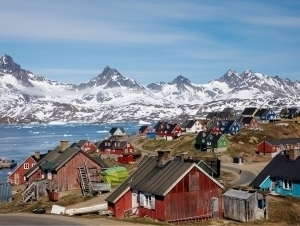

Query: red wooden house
left=257, top=138, right=300, bottom=154
left=24, top=140, right=107, bottom=192
left=105, top=150, right=224, bottom=223
left=8, top=151, right=47, bottom=186
left=138, top=125, right=152, bottom=137
left=207, top=119, right=221, bottom=134
left=70, top=139, right=97, bottom=154
left=98, top=140, right=140, bottom=163
left=154, top=122, right=183, bottom=140
left=240, top=117, right=258, bottom=129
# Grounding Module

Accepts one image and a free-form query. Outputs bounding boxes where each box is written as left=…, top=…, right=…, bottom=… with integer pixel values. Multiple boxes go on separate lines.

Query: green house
left=206, top=133, right=228, bottom=152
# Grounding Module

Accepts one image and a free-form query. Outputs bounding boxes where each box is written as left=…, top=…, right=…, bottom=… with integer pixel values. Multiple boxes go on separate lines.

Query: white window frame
left=140, top=193, right=155, bottom=210
left=283, top=179, right=292, bottom=190
left=24, top=163, right=29, bottom=169
left=31, top=163, right=35, bottom=167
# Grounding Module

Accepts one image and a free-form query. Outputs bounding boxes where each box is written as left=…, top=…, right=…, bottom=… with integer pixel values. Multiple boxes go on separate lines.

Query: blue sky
left=1, top=0, right=300, bottom=85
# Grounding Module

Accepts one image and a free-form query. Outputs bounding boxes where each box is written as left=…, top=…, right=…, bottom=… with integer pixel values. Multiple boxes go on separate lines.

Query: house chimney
left=181, top=152, right=189, bottom=162
left=289, top=149, right=299, bottom=161
left=60, top=140, right=69, bottom=151
left=34, top=151, right=40, bottom=160
left=157, top=150, right=171, bottom=166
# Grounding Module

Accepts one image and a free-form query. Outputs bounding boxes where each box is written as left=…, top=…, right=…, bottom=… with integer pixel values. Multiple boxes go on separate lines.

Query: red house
left=207, top=120, right=221, bottom=135
left=70, top=139, right=97, bottom=154
left=257, top=138, right=300, bottom=154
left=98, top=140, right=140, bottom=163
left=8, top=151, right=47, bottom=186
left=105, top=150, right=224, bottom=223
left=240, top=117, right=258, bottom=129
left=138, top=125, right=152, bottom=137
left=154, top=122, right=183, bottom=140
left=24, top=140, right=107, bottom=192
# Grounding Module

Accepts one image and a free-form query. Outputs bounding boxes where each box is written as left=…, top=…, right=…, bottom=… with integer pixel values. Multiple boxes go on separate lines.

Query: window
left=47, top=171, right=52, bottom=180
left=24, top=163, right=29, bottom=169
left=140, top=193, right=155, bottom=209
left=31, top=163, right=35, bottom=167
left=283, top=179, right=292, bottom=190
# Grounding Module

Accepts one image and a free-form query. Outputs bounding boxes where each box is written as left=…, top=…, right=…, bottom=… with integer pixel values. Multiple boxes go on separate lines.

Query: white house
left=181, top=120, right=205, bottom=133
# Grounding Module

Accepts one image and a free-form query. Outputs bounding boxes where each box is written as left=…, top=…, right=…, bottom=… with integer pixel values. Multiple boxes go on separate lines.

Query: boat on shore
left=0, top=159, right=17, bottom=169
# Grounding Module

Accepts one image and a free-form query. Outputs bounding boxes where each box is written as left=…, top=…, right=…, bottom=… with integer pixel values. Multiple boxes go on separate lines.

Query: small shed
left=223, top=189, right=267, bottom=222
left=146, top=132, right=156, bottom=139
left=233, top=156, right=243, bottom=165
left=0, top=182, right=12, bottom=204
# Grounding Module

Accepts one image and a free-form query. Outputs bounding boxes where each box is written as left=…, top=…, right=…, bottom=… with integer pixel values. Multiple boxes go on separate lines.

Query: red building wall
left=140, top=127, right=152, bottom=136
left=81, top=141, right=97, bottom=153
left=257, top=141, right=276, bottom=154
left=28, top=152, right=102, bottom=192
left=108, top=190, right=132, bottom=218
left=138, top=167, right=223, bottom=222
left=9, top=157, right=37, bottom=185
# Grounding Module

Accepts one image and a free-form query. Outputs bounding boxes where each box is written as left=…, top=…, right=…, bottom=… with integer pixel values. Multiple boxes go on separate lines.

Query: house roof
left=206, top=112, right=217, bottom=119
left=93, top=156, right=109, bottom=168
left=264, top=138, right=300, bottom=146
left=254, top=109, right=268, bottom=117
left=139, top=125, right=149, bottom=133
left=218, top=111, right=232, bottom=119
left=207, top=120, right=220, bottom=131
left=70, top=140, right=88, bottom=148
left=106, top=156, right=223, bottom=203
left=196, top=131, right=211, bottom=140
left=241, top=107, right=258, bottom=116
left=250, top=153, right=300, bottom=187
left=24, top=145, right=103, bottom=177
left=211, top=134, right=226, bottom=143
left=110, top=141, right=129, bottom=149
left=223, top=107, right=234, bottom=113
left=154, top=121, right=168, bottom=130
left=241, top=116, right=254, bottom=124
left=223, top=189, right=256, bottom=200
left=30, top=153, right=47, bottom=162
left=181, top=120, right=196, bottom=129
left=109, top=127, right=125, bottom=134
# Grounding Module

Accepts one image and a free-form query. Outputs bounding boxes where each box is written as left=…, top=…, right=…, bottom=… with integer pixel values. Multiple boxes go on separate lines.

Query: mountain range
left=0, top=54, right=299, bottom=124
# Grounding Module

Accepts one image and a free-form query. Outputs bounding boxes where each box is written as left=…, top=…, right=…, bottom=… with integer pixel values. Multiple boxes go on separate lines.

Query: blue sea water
left=0, top=122, right=148, bottom=182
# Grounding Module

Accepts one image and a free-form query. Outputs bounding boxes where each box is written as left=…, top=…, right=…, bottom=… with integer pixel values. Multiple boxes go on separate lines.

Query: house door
left=132, top=190, right=139, bottom=214
left=211, top=198, right=219, bottom=218
left=14, top=174, right=19, bottom=185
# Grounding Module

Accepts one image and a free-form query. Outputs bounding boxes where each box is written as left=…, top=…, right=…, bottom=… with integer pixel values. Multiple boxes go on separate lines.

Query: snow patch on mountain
left=0, top=54, right=300, bottom=124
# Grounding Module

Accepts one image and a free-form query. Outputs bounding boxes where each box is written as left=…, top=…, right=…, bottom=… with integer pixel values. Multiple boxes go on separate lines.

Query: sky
left=1, top=0, right=300, bottom=85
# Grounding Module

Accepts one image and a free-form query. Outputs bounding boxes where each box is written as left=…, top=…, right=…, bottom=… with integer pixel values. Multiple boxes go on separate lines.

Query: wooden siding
left=223, top=192, right=266, bottom=222
left=51, top=152, right=101, bottom=192
left=28, top=152, right=102, bottom=192
left=138, top=167, right=223, bottom=222
left=9, top=157, right=37, bottom=185
left=164, top=167, right=223, bottom=222
left=81, top=141, right=97, bottom=153
left=108, top=190, right=132, bottom=218
left=257, top=142, right=277, bottom=154
left=139, top=127, right=152, bottom=137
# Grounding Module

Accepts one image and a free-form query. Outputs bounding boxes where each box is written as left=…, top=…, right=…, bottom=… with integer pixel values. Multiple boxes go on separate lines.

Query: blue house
left=250, top=149, right=300, bottom=197
left=254, top=108, right=277, bottom=121
left=219, top=120, right=240, bottom=134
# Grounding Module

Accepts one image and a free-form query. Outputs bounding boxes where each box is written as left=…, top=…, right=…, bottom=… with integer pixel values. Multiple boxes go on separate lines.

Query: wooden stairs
left=77, top=164, right=93, bottom=197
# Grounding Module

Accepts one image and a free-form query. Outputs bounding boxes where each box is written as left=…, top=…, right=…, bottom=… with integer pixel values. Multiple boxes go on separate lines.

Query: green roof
left=40, top=161, right=58, bottom=170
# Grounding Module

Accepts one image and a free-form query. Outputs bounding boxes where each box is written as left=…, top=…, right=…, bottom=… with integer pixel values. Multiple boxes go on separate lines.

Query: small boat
left=0, top=159, right=17, bottom=169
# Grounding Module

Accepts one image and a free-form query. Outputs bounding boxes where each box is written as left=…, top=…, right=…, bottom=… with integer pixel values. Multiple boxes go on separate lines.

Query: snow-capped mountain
left=0, top=54, right=299, bottom=124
